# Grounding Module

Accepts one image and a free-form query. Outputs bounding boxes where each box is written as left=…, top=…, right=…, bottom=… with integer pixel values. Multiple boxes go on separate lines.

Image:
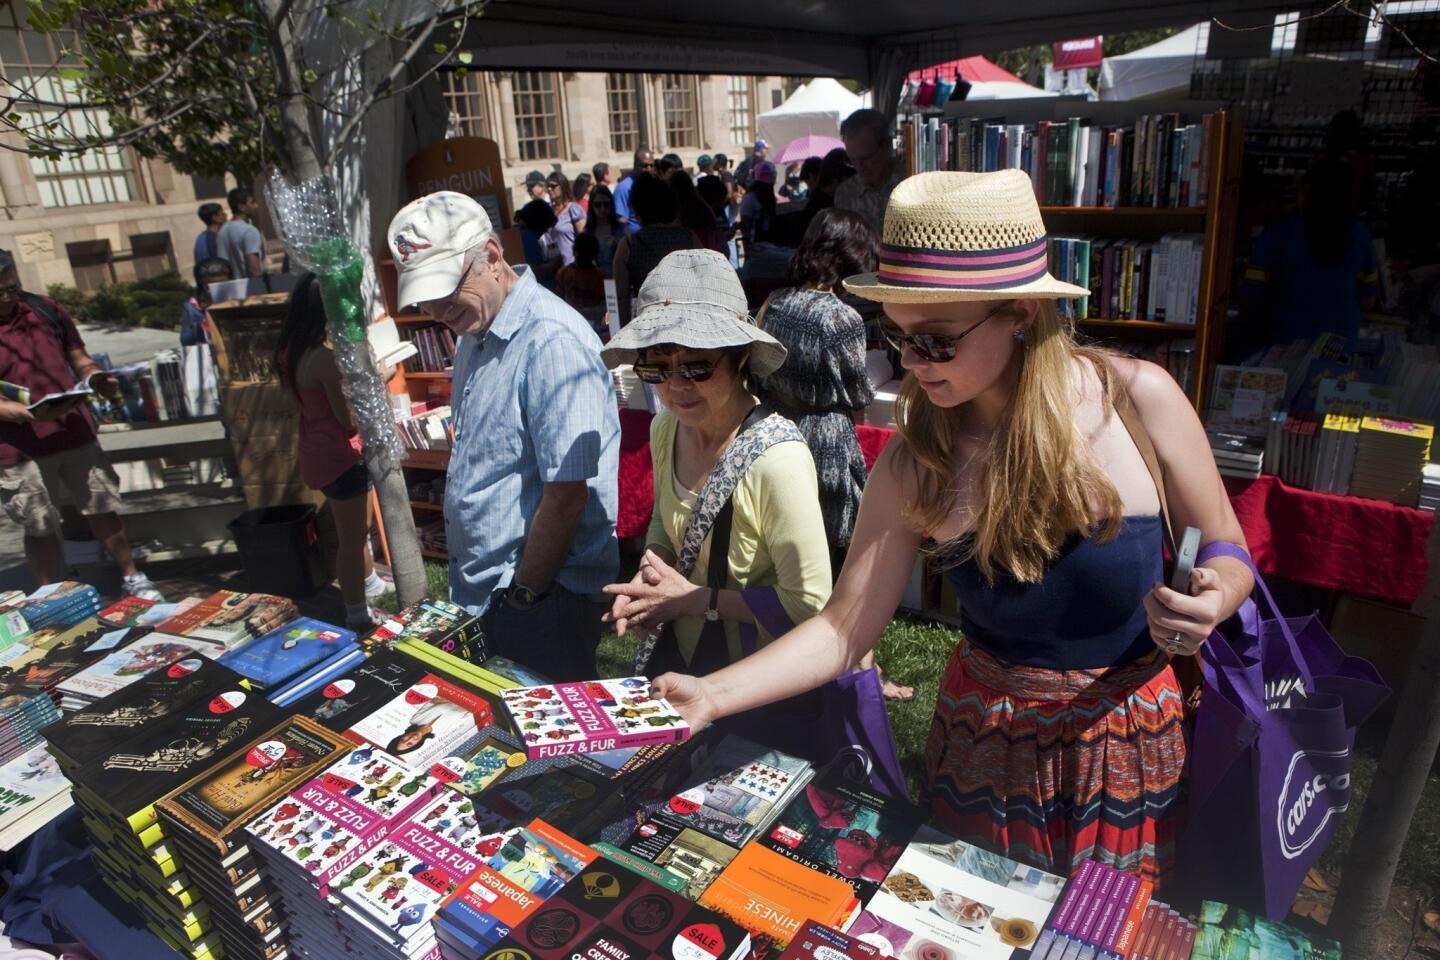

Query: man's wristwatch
left=704, top=586, right=720, bottom=622
left=507, top=583, right=546, bottom=609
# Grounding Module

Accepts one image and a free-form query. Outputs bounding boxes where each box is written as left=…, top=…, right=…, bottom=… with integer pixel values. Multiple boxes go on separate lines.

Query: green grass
left=400, top=556, right=1439, bottom=896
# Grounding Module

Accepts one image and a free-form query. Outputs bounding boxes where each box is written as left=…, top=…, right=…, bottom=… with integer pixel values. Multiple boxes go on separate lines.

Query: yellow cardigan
left=645, top=409, right=832, bottom=665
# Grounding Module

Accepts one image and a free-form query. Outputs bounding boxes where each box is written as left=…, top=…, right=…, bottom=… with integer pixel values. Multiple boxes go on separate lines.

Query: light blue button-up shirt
left=445, top=267, right=619, bottom=615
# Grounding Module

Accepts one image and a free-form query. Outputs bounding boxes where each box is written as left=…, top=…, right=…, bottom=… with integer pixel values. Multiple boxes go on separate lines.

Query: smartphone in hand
left=1170, top=527, right=1201, bottom=595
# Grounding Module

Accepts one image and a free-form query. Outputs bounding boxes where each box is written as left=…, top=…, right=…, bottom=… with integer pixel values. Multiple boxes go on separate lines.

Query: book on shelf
left=1208, top=365, right=1288, bottom=435
left=912, top=111, right=1216, bottom=209
left=849, top=825, right=1065, bottom=960
left=396, top=405, right=454, bottom=452
left=1052, top=233, right=1204, bottom=325
left=402, top=323, right=458, bottom=373
left=500, top=678, right=691, bottom=760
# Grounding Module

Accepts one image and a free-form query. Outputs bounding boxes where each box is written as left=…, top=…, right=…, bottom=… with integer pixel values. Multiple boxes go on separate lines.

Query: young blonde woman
left=653, top=170, right=1255, bottom=886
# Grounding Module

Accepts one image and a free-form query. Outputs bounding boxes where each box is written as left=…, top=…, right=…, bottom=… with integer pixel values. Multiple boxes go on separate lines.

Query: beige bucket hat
left=600, top=249, right=788, bottom=377
left=844, top=169, right=1090, bottom=304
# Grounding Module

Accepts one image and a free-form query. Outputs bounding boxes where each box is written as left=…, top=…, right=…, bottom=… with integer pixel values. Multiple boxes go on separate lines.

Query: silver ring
left=1170, top=632, right=1182, bottom=644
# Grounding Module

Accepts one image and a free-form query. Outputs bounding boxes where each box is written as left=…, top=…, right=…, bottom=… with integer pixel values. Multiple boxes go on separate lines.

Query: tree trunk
left=1330, top=519, right=1440, bottom=958
left=260, top=0, right=428, bottom=612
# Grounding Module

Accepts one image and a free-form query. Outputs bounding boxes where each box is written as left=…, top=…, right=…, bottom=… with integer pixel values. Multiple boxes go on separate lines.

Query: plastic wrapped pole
left=265, top=171, right=428, bottom=607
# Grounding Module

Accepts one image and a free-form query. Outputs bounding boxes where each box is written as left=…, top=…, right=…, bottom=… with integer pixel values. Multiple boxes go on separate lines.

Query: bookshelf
left=908, top=99, right=1245, bottom=410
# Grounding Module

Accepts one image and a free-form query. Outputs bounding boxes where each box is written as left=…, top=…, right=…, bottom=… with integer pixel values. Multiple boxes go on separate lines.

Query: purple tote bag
left=1177, top=543, right=1389, bottom=917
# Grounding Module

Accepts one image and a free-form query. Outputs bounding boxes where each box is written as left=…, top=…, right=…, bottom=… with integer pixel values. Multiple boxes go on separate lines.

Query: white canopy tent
left=1099, top=23, right=1209, bottom=101
left=968, top=78, right=1057, bottom=99
left=757, top=77, right=868, bottom=148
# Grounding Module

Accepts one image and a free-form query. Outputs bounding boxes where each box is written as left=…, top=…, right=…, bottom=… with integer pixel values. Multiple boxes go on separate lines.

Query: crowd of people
left=370, top=103, right=1253, bottom=892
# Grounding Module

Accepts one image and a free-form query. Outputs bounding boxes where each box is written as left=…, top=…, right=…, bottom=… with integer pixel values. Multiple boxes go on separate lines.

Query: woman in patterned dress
left=649, top=171, right=1255, bottom=887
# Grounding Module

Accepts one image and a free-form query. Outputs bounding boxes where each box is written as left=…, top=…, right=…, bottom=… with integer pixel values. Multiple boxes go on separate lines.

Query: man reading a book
left=0, top=251, right=164, bottom=600
left=387, top=192, right=619, bottom=681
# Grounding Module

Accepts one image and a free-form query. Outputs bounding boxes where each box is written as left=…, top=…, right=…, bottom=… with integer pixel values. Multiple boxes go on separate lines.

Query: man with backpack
left=0, top=250, right=164, bottom=598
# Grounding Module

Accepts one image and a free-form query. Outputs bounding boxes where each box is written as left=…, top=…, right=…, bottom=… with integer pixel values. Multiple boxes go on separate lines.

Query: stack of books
left=613, top=736, right=813, bottom=899
left=328, top=784, right=511, bottom=959
left=0, top=616, right=126, bottom=728
left=156, top=590, right=300, bottom=650
left=435, top=818, right=597, bottom=955
left=474, top=858, right=751, bottom=960
left=403, top=325, right=457, bottom=374
left=1310, top=414, right=1363, bottom=495
left=156, top=716, right=352, bottom=960
left=907, top=112, right=1218, bottom=210
left=368, top=599, right=486, bottom=663
left=1207, top=430, right=1265, bottom=481
left=851, top=826, right=1065, bottom=960
left=1422, top=463, right=1440, bottom=512
left=268, top=641, right=371, bottom=710
left=499, top=678, right=690, bottom=761
left=0, top=743, right=72, bottom=848
left=58, top=665, right=286, bottom=958
left=218, top=617, right=358, bottom=693
left=1028, top=859, right=1152, bottom=960
left=1191, top=900, right=1338, bottom=960
left=1350, top=417, right=1434, bottom=506
left=0, top=684, right=61, bottom=767
left=56, top=629, right=230, bottom=713
left=2, top=581, right=102, bottom=630
left=243, top=746, right=446, bottom=960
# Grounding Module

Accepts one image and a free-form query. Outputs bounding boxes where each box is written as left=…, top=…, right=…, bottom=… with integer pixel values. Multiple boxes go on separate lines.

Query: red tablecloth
left=616, top=413, right=1432, bottom=607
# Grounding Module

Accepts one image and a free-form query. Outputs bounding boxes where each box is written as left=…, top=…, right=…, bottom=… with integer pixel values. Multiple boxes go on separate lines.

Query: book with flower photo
left=849, top=826, right=1065, bottom=960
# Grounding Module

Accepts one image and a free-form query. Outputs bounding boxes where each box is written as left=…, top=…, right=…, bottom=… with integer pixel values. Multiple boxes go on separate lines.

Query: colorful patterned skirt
left=924, top=639, right=1185, bottom=887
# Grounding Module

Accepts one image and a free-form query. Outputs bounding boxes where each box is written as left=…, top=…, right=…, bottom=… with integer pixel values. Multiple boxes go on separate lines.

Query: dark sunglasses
left=632, top=360, right=718, bottom=384
left=879, top=305, right=1005, bottom=363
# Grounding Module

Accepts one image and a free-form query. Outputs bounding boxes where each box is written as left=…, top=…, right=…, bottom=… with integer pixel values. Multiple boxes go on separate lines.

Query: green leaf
left=5, top=113, right=19, bottom=124
left=432, top=42, right=448, bottom=54
left=302, top=68, right=318, bottom=84
left=456, top=50, right=472, bottom=65
left=452, top=19, right=462, bottom=29
left=454, top=67, right=468, bottom=80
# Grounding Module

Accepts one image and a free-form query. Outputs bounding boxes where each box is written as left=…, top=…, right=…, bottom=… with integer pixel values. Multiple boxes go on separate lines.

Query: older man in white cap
left=387, top=191, right=619, bottom=681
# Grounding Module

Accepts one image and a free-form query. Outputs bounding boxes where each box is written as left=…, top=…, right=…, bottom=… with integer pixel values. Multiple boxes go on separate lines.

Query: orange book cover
left=699, top=842, right=859, bottom=950
left=1113, top=878, right=1152, bottom=957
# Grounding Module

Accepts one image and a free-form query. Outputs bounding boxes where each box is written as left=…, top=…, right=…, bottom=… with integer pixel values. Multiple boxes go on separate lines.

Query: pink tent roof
left=910, top=56, right=1025, bottom=85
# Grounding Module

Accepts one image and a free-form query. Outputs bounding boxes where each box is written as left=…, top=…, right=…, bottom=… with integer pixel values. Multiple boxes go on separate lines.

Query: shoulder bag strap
left=633, top=405, right=804, bottom=672
left=1112, top=377, right=1175, bottom=555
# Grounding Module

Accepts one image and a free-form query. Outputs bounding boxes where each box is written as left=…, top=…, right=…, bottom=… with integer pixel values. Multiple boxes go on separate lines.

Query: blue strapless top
left=943, top=515, right=1162, bottom=670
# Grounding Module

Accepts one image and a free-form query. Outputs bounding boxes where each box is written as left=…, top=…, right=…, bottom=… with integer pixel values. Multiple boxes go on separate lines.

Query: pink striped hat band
left=877, top=236, right=1050, bottom=290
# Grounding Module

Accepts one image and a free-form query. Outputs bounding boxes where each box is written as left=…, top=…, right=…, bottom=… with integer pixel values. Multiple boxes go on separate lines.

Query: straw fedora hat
left=600, top=249, right=788, bottom=377
left=844, top=169, right=1090, bottom=304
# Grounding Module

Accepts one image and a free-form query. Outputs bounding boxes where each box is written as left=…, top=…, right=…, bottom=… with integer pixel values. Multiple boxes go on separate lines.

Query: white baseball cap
left=387, top=191, right=494, bottom=309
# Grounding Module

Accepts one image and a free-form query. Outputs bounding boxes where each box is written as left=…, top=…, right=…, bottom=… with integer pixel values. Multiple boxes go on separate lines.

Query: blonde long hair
left=892, top=300, right=1123, bottom=584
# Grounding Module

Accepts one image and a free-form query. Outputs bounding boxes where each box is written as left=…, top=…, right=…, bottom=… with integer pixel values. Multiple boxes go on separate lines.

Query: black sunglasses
left=632, top=360, right=718, bottom=384
left=879, top=305, right=1005, bottom=363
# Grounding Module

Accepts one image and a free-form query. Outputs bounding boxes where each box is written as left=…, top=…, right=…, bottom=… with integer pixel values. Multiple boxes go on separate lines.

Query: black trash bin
left=228, top=504, right=326, bottom=598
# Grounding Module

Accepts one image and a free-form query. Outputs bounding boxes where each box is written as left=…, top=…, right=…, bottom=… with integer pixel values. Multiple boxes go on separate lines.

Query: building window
left=0, top=6, right=140, bottom=208
left=661, top=74, right=698, bottom=149
left=511, top=70, right=562, bottom=161
left=606, top=72, right=642, bottom=154
left=442, top=70, right=490, bottom=139
left=726, top=76, right=755, bottom=144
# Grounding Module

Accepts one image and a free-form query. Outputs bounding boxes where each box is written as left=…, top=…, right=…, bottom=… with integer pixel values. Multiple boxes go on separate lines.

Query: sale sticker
left=323, top=678, right=355, bottom=699
left=431, top=757, right=465, bottom=784
left=404, top=682, right=438, bottom=706
left=669, top=788, right=704, bottom=816
left=247, top=740, right=287, bottom=767
left=210, top=690, right=246, bottom=714
left=168, top=658, right=201, bottom=678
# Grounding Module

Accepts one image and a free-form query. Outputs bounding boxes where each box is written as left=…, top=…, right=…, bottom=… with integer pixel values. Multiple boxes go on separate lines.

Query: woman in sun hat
left=600, top=248, right=832, bottom=680
left=649, top=170, right=1254, bottom=885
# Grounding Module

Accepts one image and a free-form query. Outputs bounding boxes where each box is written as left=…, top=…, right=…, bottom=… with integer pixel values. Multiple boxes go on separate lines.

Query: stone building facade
left=441, top=70, right=786, bottom=211
left=0, top=2, right=783, bottom=297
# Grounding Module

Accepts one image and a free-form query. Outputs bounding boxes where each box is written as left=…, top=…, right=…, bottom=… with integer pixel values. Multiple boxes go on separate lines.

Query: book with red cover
left=778, top=921, right=883, bottom=960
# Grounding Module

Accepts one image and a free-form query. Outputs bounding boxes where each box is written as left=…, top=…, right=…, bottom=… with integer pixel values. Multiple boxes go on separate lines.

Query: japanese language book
left=217, top=616, right=357, bottom=690
left=435, top=818, right=597, bottom=953
left=54, top=631, right=227, bottom=712
left=757, top=772, right=924, bottom=907
left=699, top=842, right=861, bottom=953
left=849, top=826, right=1065, bottom=960
left=500, top=678, right=690, bottom=760
left=463, top=859, right=752, bottom=960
